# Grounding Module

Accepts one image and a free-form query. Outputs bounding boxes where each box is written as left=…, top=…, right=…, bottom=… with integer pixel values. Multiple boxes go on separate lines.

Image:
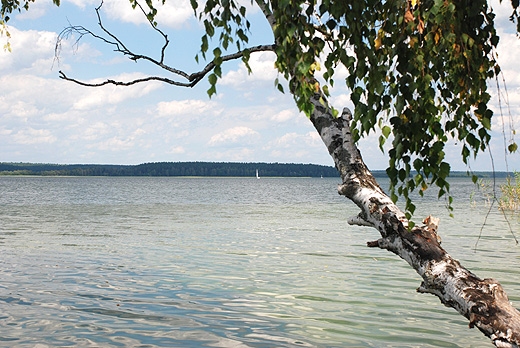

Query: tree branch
left=58, top=44, right=274, bottom=87
left=55, top=0, right=276, bottom=88
left=56, top=1, right=190, bottom=81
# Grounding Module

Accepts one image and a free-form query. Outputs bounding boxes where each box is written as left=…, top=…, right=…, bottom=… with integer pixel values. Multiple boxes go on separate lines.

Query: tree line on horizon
left=0, top=161, right=511, bottom=178
left=0, top=161, right=343, bottom=177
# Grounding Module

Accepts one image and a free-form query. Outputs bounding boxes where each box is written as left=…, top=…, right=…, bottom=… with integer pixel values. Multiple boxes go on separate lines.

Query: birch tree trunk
left=308, top=93, right=520, bottom=347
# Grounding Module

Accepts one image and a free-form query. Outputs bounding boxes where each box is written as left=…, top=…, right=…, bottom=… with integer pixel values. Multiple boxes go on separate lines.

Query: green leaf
left=322, top=85, right=330, bottom=96
left=200, top=35, right=208, bottom=55
left=379, top=135, right=386, bottom=151
left=208, top=73, right=218, bottom=86
left=439, top=162, right=450, bottom=178
left=382, top=125, right=391, bottom=139
left=207, top=84, right=217, bottom=98
left=481, top=116, right=491, bottom=130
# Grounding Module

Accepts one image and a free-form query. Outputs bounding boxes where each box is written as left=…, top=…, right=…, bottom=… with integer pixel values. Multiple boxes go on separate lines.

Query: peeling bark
left=308, top=93, right=520, bottom=347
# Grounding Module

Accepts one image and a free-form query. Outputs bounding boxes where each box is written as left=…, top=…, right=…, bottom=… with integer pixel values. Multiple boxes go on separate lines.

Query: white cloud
left=12, top=1, right=51, bottom=20
left=82, top=122, right=112, bottom=140
left=64, top=0, right=100, bottom=9
left=0, top=25, right=102, bottom=77
left=269, top=132, right=300, bottom=148
left=220, top=51, right=278, bottom=87
left=156, top=99, right=221, bottom=117
left=12, top=128, right=57, bottom=145
left=9, top=101, right=40, bottom=119
left=0, top=74, right=80, bottom=121
left=90, top=136, right=134, bottom=151
left=208, top=126, right=260, bottom=146
left=99, top=0, right=194, bottom=29
left=487, top=12, right=520, bottom=152
left=204, top=148, right=256, bottom=162
left=266, top=131, right=322, bottom=150
left=257, top=130, right=334, bottom=162
left=0, top=27, right=57, bottom=75
left=489, top=0, right=519, bottom=32
left=270, top=109, right=298, bottom=123
left=0, top=128, right=13, bottom=136
left=494, top=30, right=520, bottom=87
left=88, top=127, right=146, bottom=151
left=72, top=74, right=162, bottom=110
left=167, top=146, right=186, bottom=154
left=330, top=93, right=353, bottom=111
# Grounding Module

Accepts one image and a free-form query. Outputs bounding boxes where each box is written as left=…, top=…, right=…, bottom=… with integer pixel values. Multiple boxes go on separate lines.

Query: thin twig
left=474, top=150, right=518, bottom=251
left=132, top=1, right=169, bottom=63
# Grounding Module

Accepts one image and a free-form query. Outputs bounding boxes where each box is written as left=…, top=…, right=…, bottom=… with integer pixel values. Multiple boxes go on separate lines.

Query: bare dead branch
left=55, top=1, right=274, bottom=89
left=58, top=44, right=275, bottom=88
left=55, top=1, right=190, bottom=81
left=58, top=71, right=194, bottom=87
left=94, top=1, right=130, bottom=53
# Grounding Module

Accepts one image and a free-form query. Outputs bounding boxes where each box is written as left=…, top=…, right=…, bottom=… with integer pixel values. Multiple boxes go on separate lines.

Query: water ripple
left=1, top=177, right=517, bottom=347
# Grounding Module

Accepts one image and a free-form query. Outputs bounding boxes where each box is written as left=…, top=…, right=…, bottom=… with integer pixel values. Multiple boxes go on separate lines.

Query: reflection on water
left=0, top=176, right=518, bottom=347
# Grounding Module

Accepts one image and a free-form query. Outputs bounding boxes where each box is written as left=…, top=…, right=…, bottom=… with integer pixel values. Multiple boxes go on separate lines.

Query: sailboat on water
left=256, top=169, right=260, bottom=179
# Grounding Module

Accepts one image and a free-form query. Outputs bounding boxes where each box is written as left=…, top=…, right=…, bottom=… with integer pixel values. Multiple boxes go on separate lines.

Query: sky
left=0, top=0, right=519, bottom=171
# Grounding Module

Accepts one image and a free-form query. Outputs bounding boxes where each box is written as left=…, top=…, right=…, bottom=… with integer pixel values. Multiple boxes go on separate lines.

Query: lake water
left=0, top=176, right=518, bottom=347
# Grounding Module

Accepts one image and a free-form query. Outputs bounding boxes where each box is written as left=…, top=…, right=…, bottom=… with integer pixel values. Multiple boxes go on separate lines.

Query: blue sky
left=0, top=0, right=519, bottom=171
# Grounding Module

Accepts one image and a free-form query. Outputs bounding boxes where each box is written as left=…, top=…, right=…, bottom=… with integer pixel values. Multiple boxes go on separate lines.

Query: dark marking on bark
left=367, top=240, right=379, bottom=247
left=466, top=280, right=508, bottom=327
left=401, top=227, right=446, bottom=262
left=379, top=212, right=445, bottom=261
left=382, top=211, right=405, bottom=235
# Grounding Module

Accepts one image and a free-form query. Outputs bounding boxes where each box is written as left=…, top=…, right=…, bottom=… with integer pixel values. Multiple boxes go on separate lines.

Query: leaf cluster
left=188, top=0, right=252, bottom=97
left=1, top=0, right=59, bottom=22
left=269, top=0, right=518, bottom=217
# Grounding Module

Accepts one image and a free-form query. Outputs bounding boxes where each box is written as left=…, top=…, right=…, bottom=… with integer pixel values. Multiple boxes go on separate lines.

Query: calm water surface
left=0, top=176, right=519, bottom=347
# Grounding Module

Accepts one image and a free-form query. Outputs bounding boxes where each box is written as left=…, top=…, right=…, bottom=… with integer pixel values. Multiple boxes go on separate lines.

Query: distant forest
left=0, top=162, right=510, bottom=178
left=0, top=162, right=345, bottom=177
